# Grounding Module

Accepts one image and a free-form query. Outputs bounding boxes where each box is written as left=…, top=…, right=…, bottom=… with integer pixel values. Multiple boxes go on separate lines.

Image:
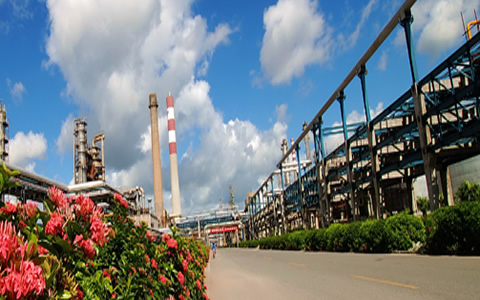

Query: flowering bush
left=80, top=193, right=210, bottom=299
left=0, top=165, right=210, bottom=299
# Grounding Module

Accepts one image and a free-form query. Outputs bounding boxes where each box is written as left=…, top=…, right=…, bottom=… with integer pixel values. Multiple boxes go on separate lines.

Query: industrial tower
left=0, top=102, right=9, bottom=161
left=149, top=93, right=165, bottom=226
left=73, top=118, right=105, bottom=184
left=166, top=92, right=182, bottom=218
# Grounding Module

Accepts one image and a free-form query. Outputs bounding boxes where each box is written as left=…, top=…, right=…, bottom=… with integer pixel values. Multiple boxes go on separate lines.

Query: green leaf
left=38, top=239, right=59, bottom=256
left=43, top=198, right=55, bottom=213
left=58, top=290, right=72, bottom=299
left=54, top=236, right=73, bottom=253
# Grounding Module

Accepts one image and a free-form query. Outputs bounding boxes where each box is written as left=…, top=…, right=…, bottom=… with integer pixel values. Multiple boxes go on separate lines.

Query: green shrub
left=359, top=219, right=389, bottom=253
left=314, top=228, right=327, bottom=251
left=239, top=240, right=259, bottom=248
left=385, top=211, right=425, bottom=251
left=304, top=230, right=317, bottom=251
left=455, top=180, right=480, bottom=203
left=345, top=221, right=362, bottom=252
left=425, top=201, right=480, bottom=254
left=325, top=223, right=348, bottom=252
left=287, top=230, right=307, bottom=250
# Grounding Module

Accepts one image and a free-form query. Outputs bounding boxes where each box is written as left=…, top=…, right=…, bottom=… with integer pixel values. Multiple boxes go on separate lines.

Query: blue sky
left=0, top=0, right=478, bottom=215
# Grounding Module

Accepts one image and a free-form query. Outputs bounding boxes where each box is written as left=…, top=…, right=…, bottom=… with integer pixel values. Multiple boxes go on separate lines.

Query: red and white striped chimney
left=166, top=92, right=182, bottom=218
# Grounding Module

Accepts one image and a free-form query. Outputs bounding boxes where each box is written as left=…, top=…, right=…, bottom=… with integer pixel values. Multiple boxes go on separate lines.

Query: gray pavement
left=205, top=248, right=480, bottom=300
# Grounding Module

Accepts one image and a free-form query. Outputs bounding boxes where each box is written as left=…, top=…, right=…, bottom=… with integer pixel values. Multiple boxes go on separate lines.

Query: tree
left=455, top=180, right=480, bottom=203
left=417, top=196, right=429, bottom=216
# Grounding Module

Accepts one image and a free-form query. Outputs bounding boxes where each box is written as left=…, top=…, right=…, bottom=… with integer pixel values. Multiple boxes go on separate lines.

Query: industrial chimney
left=149, top=93, right=164, bottom=227
left=166, top=92, right=182, bottom=218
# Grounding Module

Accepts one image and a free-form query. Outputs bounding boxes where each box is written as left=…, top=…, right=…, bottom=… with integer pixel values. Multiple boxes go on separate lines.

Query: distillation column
left=73, top=118, right=88, bottom=184
left=166, top=92, right=182, bottom=218
left=149, top=93, right=165, bottom=226
left=0, top=103, right=9, bottom=161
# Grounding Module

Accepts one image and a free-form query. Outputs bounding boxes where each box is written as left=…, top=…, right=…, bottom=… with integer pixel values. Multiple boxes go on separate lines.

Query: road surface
left=205, top=248, right=480, bottom=299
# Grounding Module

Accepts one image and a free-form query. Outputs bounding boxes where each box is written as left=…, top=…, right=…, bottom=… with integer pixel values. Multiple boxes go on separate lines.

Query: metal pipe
left=467, top=19, right=480, bottom=40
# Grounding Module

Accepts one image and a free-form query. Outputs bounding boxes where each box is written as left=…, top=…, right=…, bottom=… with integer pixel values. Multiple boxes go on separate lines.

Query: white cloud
left=107, top=79, right=288, bottom=214
left=56, top=114, right=74, bottom=154
left=260, top=0, right=333, bottom=84
left=8, top=0, right=33, bottom=19
left=345, top=0, right=377, bottom=48
left=393, top=0, right=480, bottom=59
left=6, top=79, right=26, bottom=101
left=377, top=51, right=387, bottom=71
left=413, top=0, right=480, bottom=58
left=9, top=131, right=47, bottom=170
left=275, top=104, right=289, bottom=123
left=46, top=1, right=286, bottom=214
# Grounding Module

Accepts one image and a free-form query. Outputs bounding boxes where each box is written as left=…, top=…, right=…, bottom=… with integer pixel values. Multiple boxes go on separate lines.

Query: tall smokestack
left=166, top=92, right=182, bottom=218
left=149, top=93, right=164, bottom=227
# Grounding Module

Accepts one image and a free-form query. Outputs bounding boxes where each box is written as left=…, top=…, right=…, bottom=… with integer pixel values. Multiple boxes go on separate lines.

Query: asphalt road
left=204, top=248, right=480, bottom=300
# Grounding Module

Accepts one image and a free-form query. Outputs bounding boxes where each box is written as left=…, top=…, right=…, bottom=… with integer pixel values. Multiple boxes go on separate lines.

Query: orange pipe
left=467, top=20, right=480, bottom=40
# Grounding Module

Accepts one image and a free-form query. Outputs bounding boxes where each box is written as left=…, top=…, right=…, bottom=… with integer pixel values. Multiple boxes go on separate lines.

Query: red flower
left=167, top=238, right=177, bottom=249
left=0, top=202, right=17, bottom=215
left=196, top=280, right=202, bottom=290
left=151, top=258, right=157, bottom=269
left=179, top=295, right=185, bottom=300
left=149, top=289, right=153, bottom=297
left=159, top=274, right=166, bottom=284
left=0, top=260, right=45, bottom=298
left=112, top=293, right=117, bottom=298
left=45, top=212, right=64, bottom=237
left=22, top=202, right=38, bottom=219
left=47, top=186, right=67, bottom=208
left=75, top=195, right=94, bottom=219
left=177, top=271, right=185, bottom=285
left=18, top=220, right=27, bottom=230
left=182, top=259, right=188, bottom=272
left=162, top=232, right=170, bottom=241
left=90, top=216, right=109, bottom=246
left=114, top=193, right=129, bottom=209
left=130, top=266, right=137, bottom=275
left=0, top=221, right=21, bottom=267
left=103, top=269, right=111, bottom=280
left=38, top=245, right=49, bottom=255
left=77, top=287, right=84, bottom=299
left=78, top=239, right=95, bottom=259
left=146, top=232, right=154, bottom=242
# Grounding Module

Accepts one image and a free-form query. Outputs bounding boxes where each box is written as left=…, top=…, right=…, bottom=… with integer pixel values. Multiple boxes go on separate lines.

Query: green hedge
left=424, top=201, right=480, bottom=255
left=241, top=202, right=480, bottom=255
left=241, top=181, right=480, bottom=255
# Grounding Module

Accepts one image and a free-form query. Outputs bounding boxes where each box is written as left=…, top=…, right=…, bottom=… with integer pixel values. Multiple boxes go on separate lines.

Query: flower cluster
left=1, top=174, right=210, bottom=300
left=0, top=220, right=45, bottom=298
left=114, top=193, right=129, bottom=209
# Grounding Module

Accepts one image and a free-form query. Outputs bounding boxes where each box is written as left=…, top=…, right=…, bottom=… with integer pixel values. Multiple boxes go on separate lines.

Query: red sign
left=209, top=226, right=238, bottom=234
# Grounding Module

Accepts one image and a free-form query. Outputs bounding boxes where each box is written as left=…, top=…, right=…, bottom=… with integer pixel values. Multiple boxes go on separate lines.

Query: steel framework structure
left=245, top=0, right=480, bottom=237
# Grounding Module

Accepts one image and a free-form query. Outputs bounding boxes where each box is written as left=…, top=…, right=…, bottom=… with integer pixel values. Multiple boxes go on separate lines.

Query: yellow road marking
left=288, top=262, right=306, bottom=268
left=352, top=275, right=419, bottom=290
